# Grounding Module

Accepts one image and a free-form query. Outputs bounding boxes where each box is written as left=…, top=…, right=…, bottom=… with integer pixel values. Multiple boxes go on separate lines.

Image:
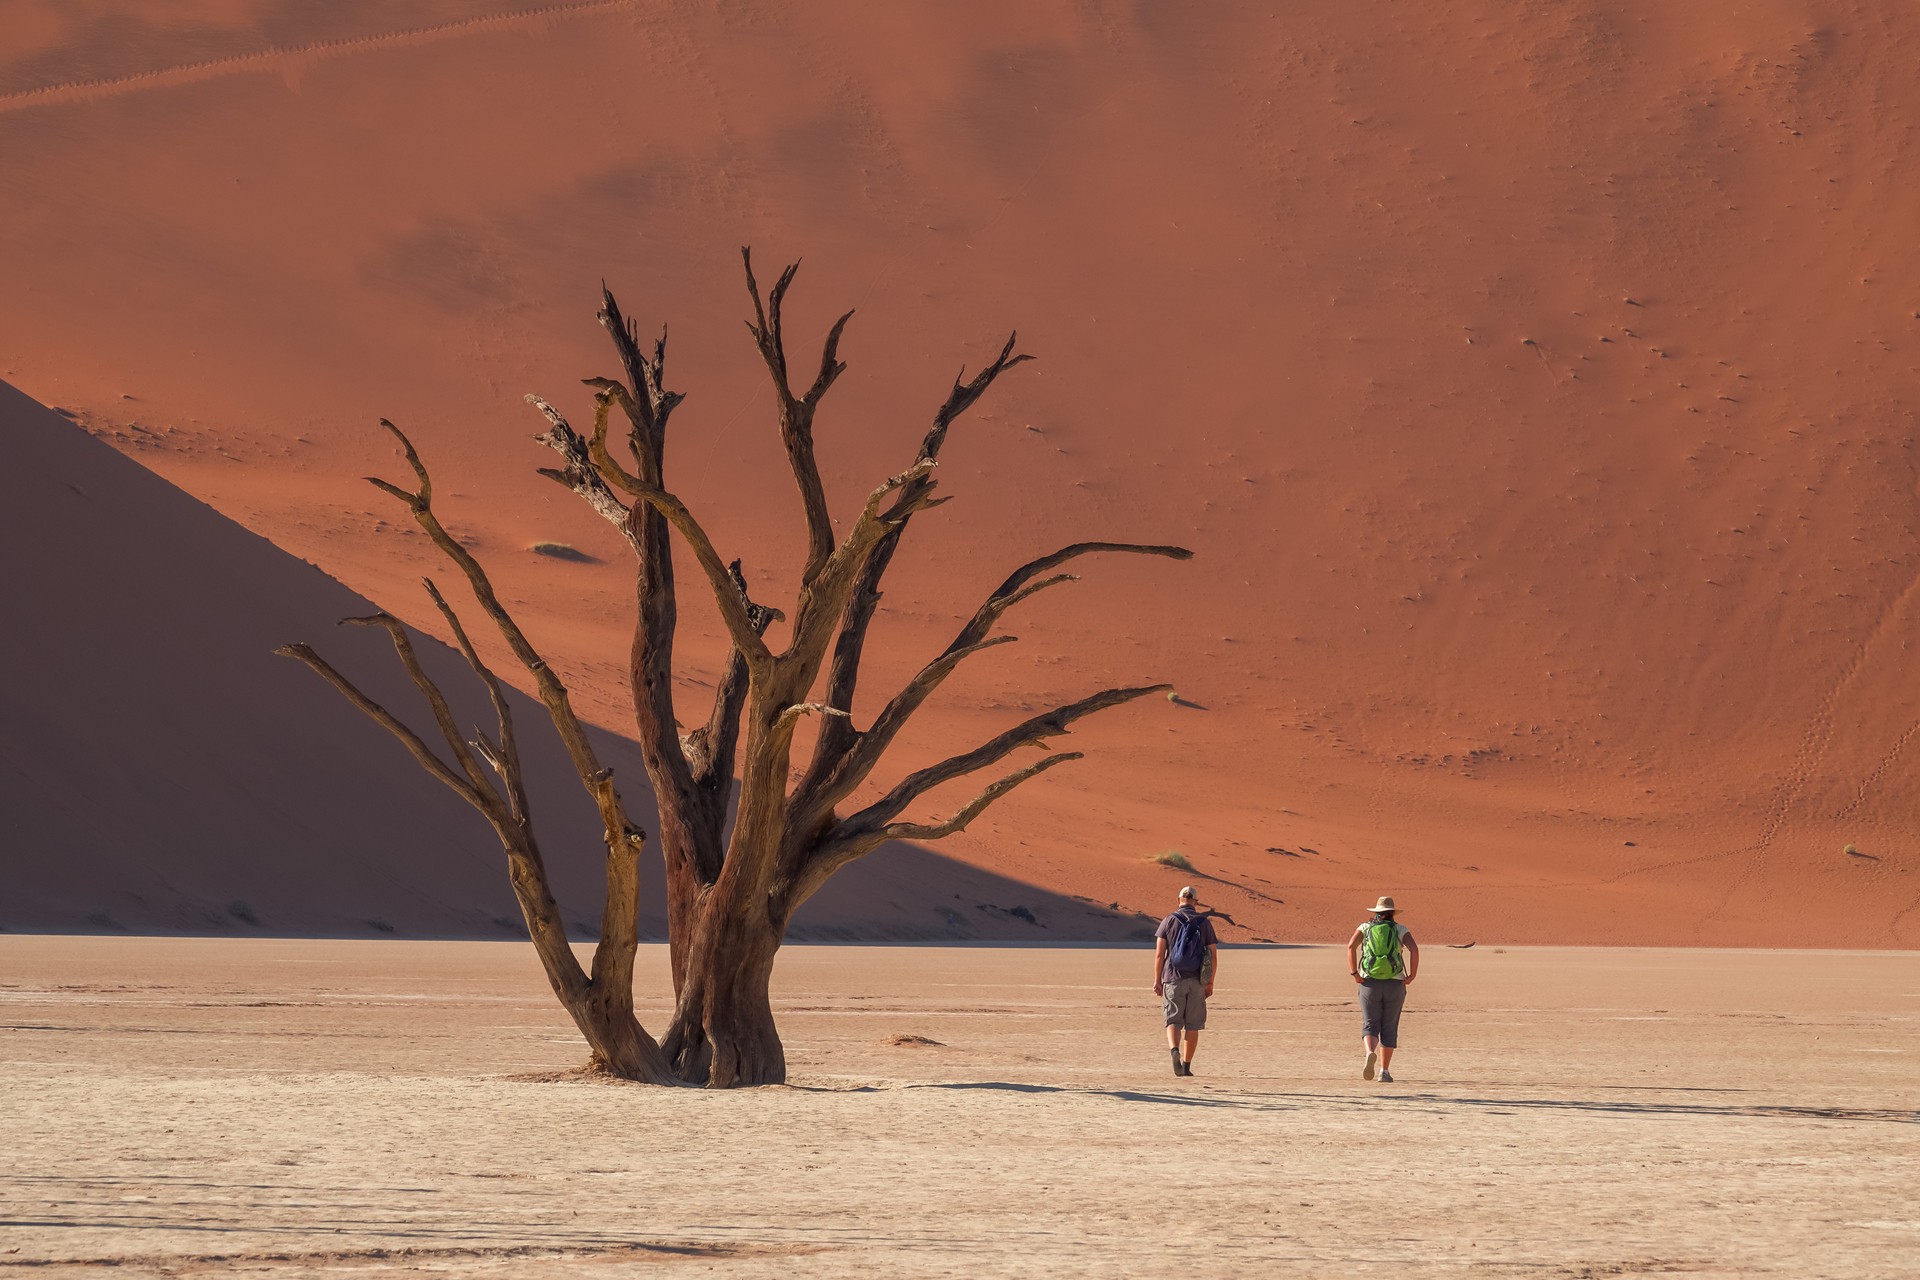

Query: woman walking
left=1347, top=895, right=1419, bottom=1082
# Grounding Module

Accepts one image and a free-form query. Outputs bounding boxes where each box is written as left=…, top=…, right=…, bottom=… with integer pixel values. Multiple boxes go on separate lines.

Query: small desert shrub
left=366, top=917, right=396, bottom=934
left=1844, top=843, right=1860, bottom=855
left=1153, top=850, right=1195, bottom=872
left=228, top=900, right=258, bottom=925
left=528, top=541, right=597, bottom=563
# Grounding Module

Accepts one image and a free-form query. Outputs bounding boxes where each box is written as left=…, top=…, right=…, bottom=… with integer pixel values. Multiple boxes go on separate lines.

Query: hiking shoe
left=1170, top=1048, right=1184, bottom=1076
left=1363, top=1049, right=1378, bottom=1081
left=1378, top=1070, right=1393, bottom=1083
left=1180, top=1060, right=1195, bottom=1077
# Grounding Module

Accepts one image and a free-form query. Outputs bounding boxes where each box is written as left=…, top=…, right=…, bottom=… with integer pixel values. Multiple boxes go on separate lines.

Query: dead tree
left=282, top=252, right=1191, bottom=1087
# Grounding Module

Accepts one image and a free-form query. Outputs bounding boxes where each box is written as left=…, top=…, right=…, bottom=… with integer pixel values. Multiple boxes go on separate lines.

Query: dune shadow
left=907, top=1081, right=1271, bottom=1108
left=787, top=840, right=1152, bottom=942
left=890, top=1082, right=1916, bottom=1124
left=1390, top=1090, right=1912, bottom=1120
left=1283, top=1090, right=1919, bottom=1125
left=0, top=381, right=1164, bottom=944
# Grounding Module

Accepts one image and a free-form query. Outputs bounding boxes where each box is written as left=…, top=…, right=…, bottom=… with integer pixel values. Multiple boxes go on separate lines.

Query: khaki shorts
left=1162, top=975, right=1208, bottom=1030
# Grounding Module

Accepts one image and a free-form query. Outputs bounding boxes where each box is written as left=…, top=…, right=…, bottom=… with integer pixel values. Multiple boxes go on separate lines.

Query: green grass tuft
left=1152, top=850, right=1194, bottom=872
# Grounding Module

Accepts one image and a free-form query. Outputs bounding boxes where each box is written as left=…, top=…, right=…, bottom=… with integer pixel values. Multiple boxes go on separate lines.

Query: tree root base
left=503, top=1060, right=684, bottom=1085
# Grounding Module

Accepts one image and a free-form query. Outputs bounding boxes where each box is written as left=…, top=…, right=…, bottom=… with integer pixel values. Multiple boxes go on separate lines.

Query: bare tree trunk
left=665, top=886, right=787, bottom=1087
left=504, top=847, right=662, bottom=1080
left=699, top=924, right=784, bottom=1089
left=659, top=867, right=715, bottom=1081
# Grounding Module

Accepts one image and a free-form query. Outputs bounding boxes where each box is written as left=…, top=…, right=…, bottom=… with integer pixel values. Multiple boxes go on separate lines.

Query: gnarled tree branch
left=275, top=641, right=487, bottom=813
left=365, top=419, right=633, bottom=833
left=577, top=381, right=651, bottom=495
left=742, top=248, right=854, bottom=582
left=551, top=305, right=704, bottom=892
left=597, top=285, right=682, bottom=478
left=878, top=750, right=1083, bottom=844
left=529, top=395, right=638, bottom=542
left=804, top=332, right=1034, bottom=783
left=799, top=752, right=1086, bottom=901
left=774, top=459, right=941, bottom=693
left=830, top=683, right=1172, bottom=848
left=683, top=560, right=782, bottom=791
left=339, top=612, right=496, bottom=803
left=623, top=477, right=775, bottom=671
left=799, top=542, right=1194, bottom=822
left=422, top=577, right=529, bottom=826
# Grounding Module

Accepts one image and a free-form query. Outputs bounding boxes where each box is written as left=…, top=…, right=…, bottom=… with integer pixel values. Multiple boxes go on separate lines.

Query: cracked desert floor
left=2, top=937, right=1914, bottom=1278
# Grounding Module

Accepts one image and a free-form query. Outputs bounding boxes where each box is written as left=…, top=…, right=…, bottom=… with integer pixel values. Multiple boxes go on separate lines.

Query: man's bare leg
left=1182, top=1030, right=1200, bottom=1071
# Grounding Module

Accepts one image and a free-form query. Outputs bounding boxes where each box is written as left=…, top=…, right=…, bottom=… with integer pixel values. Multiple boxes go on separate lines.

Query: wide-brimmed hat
left=1367, top=895, right=1397, bottom=913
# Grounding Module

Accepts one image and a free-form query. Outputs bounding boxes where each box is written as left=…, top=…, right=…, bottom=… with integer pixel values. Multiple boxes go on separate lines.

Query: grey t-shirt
left=1156, top=909, right=1219, bottom=982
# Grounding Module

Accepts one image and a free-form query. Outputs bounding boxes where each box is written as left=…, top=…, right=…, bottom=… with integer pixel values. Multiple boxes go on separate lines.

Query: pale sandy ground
left=2, top=938, right=1916, bottom=1278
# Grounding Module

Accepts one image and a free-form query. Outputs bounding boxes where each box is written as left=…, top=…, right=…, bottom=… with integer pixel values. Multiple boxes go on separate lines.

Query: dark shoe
left=1378, top=1070, right=1393, bottom=1083
left=1180, top=1060, right=1195, bottom=1077
left=1170, top=1047, right=1184, bottom=1076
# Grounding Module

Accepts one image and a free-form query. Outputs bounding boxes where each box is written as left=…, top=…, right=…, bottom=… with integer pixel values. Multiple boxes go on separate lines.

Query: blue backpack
left=1168, top=909, right=1210, bottom=975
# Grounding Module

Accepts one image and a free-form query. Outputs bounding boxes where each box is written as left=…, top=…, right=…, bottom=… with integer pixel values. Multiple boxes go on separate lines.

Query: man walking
left=1153, top=885, right=1219, bottom=1076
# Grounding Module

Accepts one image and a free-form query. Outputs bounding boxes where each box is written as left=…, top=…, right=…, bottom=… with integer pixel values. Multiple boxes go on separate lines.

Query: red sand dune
left=2, top=1, right=1916, bottom=945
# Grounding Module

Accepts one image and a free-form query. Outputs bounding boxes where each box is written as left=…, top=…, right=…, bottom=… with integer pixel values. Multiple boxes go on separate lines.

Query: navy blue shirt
left=1155, top=908, right=1219, bottom=981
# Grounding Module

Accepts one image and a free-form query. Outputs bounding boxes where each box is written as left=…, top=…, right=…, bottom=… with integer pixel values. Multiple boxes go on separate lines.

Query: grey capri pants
left=1356, top=978, right=1407, bottom=1048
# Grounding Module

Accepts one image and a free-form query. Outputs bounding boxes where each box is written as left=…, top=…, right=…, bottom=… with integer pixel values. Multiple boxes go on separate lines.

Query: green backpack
left=1358, top=921, right=1403, bottom=979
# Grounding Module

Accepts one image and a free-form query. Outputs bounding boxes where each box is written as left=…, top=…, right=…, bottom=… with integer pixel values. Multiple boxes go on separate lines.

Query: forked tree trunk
left=572, top=981, right=665, bottom=1080
left=660, top=771, right=794, bottom=1082
left=502, top=839, right=677, bottom=1082
left=665, top=898, right=786, bottom=1087
left=518, top=911, right=654, bottom=1080
left=659, top=855, right=717, bottom=1081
